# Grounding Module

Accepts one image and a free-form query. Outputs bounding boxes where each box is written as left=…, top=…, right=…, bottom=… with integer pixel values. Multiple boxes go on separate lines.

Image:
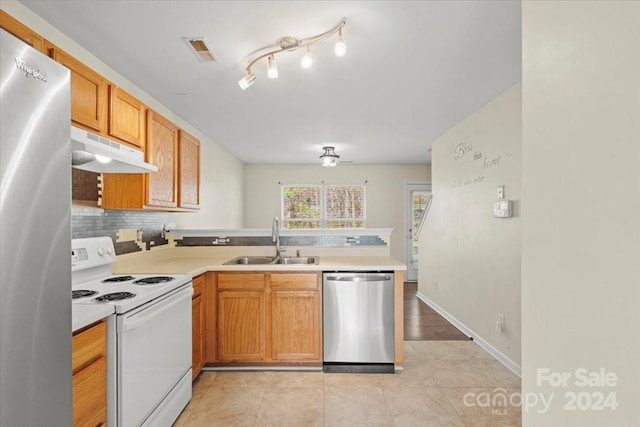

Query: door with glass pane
left=406, top=184, right=432, bottom=281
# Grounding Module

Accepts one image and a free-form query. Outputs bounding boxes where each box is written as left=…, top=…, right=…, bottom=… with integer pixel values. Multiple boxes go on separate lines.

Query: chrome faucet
left=271, top=216, right=284, bottom=259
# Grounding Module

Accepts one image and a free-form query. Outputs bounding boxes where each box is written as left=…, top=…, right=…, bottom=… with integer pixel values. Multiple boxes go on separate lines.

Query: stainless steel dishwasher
left=323, top=272, right=395, bottom=373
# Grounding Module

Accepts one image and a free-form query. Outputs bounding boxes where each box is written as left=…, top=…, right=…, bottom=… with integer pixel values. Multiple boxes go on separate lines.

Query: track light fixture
left=320, top=146, right=340, bottom=167
left=238, top=19, right=346, bottom=90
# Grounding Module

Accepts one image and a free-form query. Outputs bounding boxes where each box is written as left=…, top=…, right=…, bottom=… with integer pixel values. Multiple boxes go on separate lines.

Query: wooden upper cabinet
left=146, top=110, right=178, bottom=208
left=109, top=86, right=146, bottom=150
left=0, top=10, right=45, bottom=53
left=178, top=130, right=200, bottom=209
left=49, top=45, right=108, bottom=133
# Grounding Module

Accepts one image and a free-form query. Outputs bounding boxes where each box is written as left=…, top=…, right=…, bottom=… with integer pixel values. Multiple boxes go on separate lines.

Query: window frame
left=280, top=184, right=366, bottom=229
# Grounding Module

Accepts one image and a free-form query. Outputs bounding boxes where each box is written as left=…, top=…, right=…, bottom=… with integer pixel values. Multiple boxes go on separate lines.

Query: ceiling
left=21, top=0, right=521, bottom=166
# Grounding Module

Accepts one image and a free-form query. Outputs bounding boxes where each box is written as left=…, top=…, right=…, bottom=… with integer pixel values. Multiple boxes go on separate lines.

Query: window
left=281, top=184, right=365, bottom=229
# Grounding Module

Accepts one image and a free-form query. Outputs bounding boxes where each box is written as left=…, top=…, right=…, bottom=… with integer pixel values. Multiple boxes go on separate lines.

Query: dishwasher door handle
left=325, top=275, right=392, bottom=282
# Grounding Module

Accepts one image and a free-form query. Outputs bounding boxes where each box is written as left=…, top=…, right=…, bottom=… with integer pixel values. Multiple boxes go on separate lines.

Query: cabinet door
left=204, top=272, right=218, bottom=363
left=218, top=291, right=266, bottom=362
left=109, top=86, right=146, bottom=150
left=191, top=293, right=204, bottom=378
left=146, top=110, right=178, bottom=208
left=191, top=274, right=205, bottom=378
left=270, top=290, right=321, bottom=362
left=0, top=11, right=45, bottom=53
left=50, top=46, right=108, bottom=133
left=178, top=130, right=200, bottom=209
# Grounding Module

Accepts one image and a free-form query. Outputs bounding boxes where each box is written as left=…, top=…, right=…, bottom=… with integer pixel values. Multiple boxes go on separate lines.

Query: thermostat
left=493, top=200, right=512, bottom=218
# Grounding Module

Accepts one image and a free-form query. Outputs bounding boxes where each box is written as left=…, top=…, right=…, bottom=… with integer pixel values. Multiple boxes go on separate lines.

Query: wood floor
left=404, top=282, right=471, bottom=341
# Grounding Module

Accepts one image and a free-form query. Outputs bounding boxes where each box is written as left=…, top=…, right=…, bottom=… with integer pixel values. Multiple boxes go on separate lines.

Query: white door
left=406, top=183, right=432, bottom=281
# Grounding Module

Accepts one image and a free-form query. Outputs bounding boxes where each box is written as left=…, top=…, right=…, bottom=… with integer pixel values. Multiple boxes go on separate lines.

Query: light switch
left=497, top=185, right=504, bottom=199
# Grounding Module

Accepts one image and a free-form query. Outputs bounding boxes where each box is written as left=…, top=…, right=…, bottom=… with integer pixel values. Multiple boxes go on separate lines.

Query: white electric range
left=71, top=237, right=193, bottom=427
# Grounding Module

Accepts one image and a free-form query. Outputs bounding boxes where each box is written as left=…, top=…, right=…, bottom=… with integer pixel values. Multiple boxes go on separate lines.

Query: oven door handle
left=122, top=287, right=193, bottom=332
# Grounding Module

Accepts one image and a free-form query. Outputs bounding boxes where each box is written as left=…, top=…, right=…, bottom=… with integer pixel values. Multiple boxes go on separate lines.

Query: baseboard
left=416, top=291, right=522, bottom=378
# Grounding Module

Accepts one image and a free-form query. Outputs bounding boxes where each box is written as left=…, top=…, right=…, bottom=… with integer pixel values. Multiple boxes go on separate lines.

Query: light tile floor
left=173, top=341, right=522, bottom=427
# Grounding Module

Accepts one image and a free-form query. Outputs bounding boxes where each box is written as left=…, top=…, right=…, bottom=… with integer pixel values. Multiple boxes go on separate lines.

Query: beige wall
left=418, top=83, right=522, bottom=368
left=522, top=1, right=640, bottom=425
left=244, top=164, right=430, bottom=262
left=1, top=1, right=245, bottom=229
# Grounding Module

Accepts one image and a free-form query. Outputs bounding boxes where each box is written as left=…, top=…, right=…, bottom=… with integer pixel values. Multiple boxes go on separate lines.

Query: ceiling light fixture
left=320, top=146, right=340, bottom=167
left=238, top=19, right=346, bottom=90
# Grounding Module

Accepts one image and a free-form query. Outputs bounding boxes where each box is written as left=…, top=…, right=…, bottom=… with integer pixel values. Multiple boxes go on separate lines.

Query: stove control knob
left=97, top=247, right=106, bottom=256
left=106, top=246, right=114, bottom=255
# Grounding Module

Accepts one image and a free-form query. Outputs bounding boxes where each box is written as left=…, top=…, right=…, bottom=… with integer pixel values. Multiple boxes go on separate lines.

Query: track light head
left=334, top=28, right=346, bottom=57
left=238, top=72, right=256, bottom=90
left=267, top=55, right=278, bottom=79
left=301, top=47, right=313, bottom=69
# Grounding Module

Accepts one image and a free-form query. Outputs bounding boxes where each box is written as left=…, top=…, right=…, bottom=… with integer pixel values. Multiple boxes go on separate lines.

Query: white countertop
left=111, top=256, right=406, bottom=277
left=73, top=255, right=404, bottom=332
left=72, top=304, right=114, bottom=333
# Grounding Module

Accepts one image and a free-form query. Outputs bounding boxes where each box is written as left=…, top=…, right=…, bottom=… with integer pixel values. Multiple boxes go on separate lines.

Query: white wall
left=522, top=2, right=640, bottom=425
left=418, top=83, right=522, bottom=367
left=244, top=164, right=430, bottom=262
left=1, top=1, right=245, bottom=229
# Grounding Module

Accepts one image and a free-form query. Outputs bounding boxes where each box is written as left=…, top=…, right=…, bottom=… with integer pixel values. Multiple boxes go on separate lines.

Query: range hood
left=70, top=126, right=158, bottom=173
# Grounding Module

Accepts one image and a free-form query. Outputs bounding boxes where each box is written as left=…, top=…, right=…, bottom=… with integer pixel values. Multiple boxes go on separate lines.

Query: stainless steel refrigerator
left=1, top=29, right=72, bottom=426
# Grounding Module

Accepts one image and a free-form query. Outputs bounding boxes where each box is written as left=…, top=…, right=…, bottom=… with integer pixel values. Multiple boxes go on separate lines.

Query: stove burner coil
left=72, top=289, right=98, bottom=299
left=94, top=292, right=136, bottom=302
left=102, top=275, right=136, bottom=283
left=133, top=276, right=174, bottom=285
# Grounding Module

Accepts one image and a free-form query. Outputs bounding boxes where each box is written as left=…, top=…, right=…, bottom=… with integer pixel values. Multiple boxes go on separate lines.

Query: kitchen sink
left=276, top=256, right=319, bottom=265
left=223, top=256, right=277, bottom=265
left=223, top=256, right=319, bottom=265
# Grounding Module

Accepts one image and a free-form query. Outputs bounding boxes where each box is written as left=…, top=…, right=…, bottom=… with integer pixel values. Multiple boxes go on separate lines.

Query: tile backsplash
left=71, top=207, right=175, bottom=255
left=72, top=207, right=390, bottom=256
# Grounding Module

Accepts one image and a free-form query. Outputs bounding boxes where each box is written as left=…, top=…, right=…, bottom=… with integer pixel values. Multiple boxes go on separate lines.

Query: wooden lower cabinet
left=191, top=274, right=206, bottom=378
left=208, top=271, right=321, bottom=365
left=217, top=290, right=266, bottom=362
left=270, top=290, right=321, bottom=361
left=216, top=272, right=266, bottom=362
left=72, top=320, right=107, bottom=427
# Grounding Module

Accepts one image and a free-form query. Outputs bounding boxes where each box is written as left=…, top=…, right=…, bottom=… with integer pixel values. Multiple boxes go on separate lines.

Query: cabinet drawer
left=192, top=274, right=205, bottom=298
left=270, top=273, right=319, bottom=290
left=217, top=273, right=265, bottom=290
left=73, top=355, right=107, bottom=426
left=72, top=320, right=106, bottom=373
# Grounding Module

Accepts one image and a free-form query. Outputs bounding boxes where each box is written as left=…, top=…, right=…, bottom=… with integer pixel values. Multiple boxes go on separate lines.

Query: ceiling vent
left=183, top=37, right=216, bottom=62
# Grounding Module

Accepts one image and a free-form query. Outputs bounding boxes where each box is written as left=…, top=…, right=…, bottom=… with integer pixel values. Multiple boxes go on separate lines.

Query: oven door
left=116, top=285, right=193, bottom=426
